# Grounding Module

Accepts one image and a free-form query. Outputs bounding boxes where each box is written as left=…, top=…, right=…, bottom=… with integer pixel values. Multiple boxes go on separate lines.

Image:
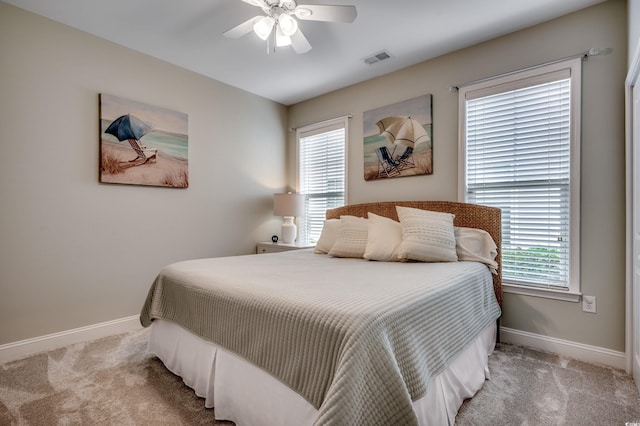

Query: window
left=297, top=118, right=348, bottom=244
left=459, top=58, right=581, bottom=301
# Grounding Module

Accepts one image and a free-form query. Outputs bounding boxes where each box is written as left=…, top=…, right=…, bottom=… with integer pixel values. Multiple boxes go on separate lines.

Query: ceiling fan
left=223, top=0, right=357, bottom=54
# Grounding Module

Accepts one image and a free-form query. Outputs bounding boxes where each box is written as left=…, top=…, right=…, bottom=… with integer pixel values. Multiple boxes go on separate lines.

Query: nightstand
left=256, top=241, right=315, bottom=254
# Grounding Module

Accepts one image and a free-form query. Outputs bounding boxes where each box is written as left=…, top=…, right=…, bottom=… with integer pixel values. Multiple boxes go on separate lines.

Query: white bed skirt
left=147, top=319, right=496, bottom=426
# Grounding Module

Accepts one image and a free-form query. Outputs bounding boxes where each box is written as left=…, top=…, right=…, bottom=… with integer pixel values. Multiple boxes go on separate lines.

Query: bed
left=140, top=201, right=502, bottom=426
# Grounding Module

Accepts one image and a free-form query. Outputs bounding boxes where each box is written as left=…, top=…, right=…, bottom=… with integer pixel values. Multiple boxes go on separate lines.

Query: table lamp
left=273, top=193, right=305, bottom=243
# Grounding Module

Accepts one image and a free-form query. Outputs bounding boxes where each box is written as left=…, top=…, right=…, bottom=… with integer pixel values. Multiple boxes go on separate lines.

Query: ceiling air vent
left=364, top=50, right=392, bottom=65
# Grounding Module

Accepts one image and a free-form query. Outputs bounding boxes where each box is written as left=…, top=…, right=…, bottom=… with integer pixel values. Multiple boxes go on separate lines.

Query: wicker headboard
left=326, top=201, right=502, bottom=307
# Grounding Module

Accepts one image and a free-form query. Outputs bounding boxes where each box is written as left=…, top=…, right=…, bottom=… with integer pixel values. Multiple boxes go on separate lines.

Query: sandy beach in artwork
left=364, top=147, right=432, bottom=181
left=100, top=140, right=188, bottom=188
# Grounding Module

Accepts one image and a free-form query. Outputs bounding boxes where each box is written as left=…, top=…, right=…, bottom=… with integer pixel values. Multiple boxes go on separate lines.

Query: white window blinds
left=297, top=119, right=347, bottom=243
left=460, top=59, right=580, bottom=293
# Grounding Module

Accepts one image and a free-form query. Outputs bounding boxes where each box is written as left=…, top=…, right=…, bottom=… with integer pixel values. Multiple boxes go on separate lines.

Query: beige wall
left=288, top=1, right=628, bottom=351
left=630, top=0, right=640, bottom=63
left=0, top=2, right=288, bottom=344
left=0, top=0, right=629, bottom=352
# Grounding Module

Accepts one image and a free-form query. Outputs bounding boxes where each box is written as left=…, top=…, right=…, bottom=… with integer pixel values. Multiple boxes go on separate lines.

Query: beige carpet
left=1, top=327, right=639, bottom=425
left=456, top=342, right=640, bottom=425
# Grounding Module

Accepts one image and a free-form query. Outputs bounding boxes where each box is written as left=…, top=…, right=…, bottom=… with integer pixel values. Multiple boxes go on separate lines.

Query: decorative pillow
left=455, top=227, right=498, bottom=272
left=327, top=215, right=369, bottom=258
left=314, top=219, right=341, bottom=254
left=396, top=206, right=458, bottom=262
left=363, top=213, right=402, bottom=262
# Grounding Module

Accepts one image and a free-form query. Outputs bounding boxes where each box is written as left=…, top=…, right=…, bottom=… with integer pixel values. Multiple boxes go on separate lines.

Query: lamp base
left=281, top=217, right=297, bottom=243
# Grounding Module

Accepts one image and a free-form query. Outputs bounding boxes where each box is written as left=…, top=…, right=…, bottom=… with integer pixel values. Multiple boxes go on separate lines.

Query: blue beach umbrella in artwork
left=105, top=114, right=153, bottom=160
left=105, top=114, right=152, bottom=141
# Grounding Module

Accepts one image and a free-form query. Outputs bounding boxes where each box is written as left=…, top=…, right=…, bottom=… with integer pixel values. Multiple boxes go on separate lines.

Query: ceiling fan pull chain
left=271, top=28, right=275, bottom=54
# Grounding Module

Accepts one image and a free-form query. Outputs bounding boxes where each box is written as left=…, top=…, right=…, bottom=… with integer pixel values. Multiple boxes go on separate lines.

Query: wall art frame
left=363, top=94, right=432, bottom=181
left=99, top=93, right=189, bottom=188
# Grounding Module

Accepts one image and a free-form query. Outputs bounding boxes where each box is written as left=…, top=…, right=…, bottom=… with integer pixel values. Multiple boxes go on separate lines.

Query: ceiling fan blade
left=239, top=0, right=267, bottom=7
left=223, top=16, right=261, bottom=38
left=291, top=29, right=312, bottom=54
left=294, top=5, right=357, bottom=23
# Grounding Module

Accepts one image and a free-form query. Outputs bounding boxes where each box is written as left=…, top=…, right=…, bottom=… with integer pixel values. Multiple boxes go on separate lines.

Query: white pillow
left=363, top=213, right=402, bottom=262
left=328, top=215, right=369, bottom=258
left=314, top=219, right=341, bottom=254
left=396, top=206, right=458, bottom=262
left=455, top=227, right=498, bottom=272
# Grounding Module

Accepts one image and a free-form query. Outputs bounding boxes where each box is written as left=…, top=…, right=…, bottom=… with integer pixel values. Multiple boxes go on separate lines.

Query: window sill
left=503, top=283, right=581, bottom=302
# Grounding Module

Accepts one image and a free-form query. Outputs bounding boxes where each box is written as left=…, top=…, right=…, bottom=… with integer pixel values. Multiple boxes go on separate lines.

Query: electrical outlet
left=582, top=295, right=596, bottom=313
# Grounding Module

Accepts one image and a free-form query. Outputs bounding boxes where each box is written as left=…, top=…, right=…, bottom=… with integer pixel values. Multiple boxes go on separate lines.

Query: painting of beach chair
left=100, top=94, right=189, bottom=188
left=376, top=146, right=400, bottom=178
left=127, top=139, right=158, bottom=164
left=395, top=146, right=414, bottom=170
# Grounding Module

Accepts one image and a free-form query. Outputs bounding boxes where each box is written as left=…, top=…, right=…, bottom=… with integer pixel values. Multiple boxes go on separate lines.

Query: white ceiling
left=4, top=0, right=605, bottom=105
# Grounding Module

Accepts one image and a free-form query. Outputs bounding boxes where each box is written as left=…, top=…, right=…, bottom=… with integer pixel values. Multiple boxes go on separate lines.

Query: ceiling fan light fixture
left=226, top=2, right=356, bottom=55
left=275, top=26, right=292, bottom=47
left=278, top=14, right=298, bottom=36
left=280, top=0, right=297, bottom=8
left=253, top=16, right=275, bottom=40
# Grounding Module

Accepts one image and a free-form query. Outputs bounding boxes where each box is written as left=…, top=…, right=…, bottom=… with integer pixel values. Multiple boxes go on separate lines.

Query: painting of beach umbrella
left=99, top=93, right=189, bottom=188
left=376, top=116, right=430, bottom=170
left=376, top=116, right=430, bottom=148
left=363, top=95, right=432, bottom=181
left=105, top=114, right=155, bottom=162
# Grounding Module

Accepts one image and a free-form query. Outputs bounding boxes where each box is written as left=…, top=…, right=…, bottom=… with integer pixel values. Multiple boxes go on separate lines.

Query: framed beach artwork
left=99, top=93, right=189, bottom=188
left=363, top=95, right=432, bottom=181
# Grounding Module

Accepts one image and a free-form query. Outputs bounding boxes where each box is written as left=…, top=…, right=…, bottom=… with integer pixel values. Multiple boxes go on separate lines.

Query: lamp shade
left=273, top=193, right=305, bottom=217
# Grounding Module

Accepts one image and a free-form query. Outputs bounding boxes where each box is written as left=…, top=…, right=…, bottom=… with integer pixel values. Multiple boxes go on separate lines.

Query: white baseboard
left=500, top=326, right=627, bottom=370
left=0, top=315, right=142, bottom=364
left=1, top=319, right=627, bottom=371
